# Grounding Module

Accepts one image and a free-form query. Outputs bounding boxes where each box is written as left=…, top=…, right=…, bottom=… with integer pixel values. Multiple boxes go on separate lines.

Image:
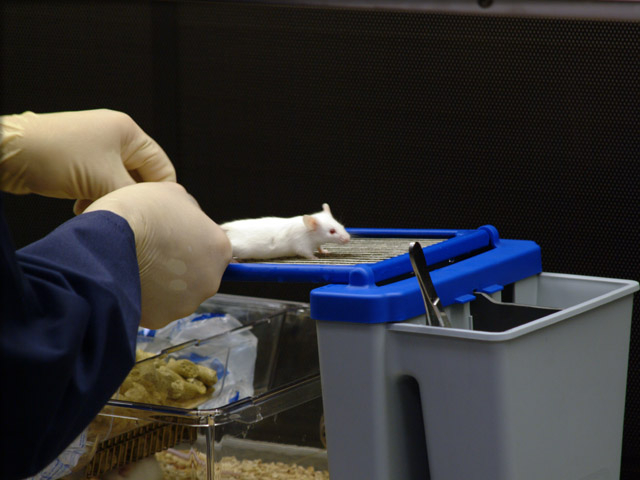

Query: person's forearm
left=1, top=200, right=141, bottom=479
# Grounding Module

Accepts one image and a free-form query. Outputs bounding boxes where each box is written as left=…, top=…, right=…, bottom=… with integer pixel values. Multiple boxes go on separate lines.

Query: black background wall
left=2, top=1, right=639, bottom=478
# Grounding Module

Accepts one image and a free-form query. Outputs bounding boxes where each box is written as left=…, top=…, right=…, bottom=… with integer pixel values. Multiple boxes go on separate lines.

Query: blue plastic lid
left=223, top=227, right=476, bottom=284
left=222, top=225, right=542, bottom=324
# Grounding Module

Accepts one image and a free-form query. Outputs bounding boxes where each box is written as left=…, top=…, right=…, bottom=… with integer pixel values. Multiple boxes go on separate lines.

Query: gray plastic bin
left=316, top=273, right=638, bottom=480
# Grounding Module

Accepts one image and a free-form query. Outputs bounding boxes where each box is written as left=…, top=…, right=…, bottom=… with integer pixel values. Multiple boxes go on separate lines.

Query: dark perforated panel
left=2, top=1, right=639, bottom=477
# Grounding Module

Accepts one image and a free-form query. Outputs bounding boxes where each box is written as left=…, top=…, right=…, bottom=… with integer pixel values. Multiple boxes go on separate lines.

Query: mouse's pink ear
left=322, top=203, right=331, bottom=215
left=303, top=214, right=318, bottom=231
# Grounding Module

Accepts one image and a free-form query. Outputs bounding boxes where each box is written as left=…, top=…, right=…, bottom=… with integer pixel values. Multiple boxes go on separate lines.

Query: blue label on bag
left=190, top=313, right=225, bottom=322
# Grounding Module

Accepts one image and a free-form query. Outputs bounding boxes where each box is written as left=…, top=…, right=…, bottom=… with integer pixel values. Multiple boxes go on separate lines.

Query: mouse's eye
left=330, top=228, right=336, bottom=234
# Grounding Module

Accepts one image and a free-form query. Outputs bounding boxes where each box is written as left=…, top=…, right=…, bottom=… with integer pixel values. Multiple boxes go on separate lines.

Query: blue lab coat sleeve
left=0, top=194, right=142, bottom=480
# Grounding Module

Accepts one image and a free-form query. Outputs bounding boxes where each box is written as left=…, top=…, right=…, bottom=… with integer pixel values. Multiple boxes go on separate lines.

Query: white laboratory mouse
left=221, top=203, right=350, bottom=260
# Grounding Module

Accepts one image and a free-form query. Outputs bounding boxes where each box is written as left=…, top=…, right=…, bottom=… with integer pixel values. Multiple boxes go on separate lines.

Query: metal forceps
left=409, top=242, right=452, bottom=327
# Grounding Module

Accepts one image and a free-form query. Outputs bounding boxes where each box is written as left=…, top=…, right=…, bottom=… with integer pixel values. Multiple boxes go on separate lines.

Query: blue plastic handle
left=310, top=236, right=542, bottom=324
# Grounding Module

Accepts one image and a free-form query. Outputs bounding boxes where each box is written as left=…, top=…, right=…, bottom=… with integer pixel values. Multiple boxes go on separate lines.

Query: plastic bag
left=137, top=312, right=257, bottom=408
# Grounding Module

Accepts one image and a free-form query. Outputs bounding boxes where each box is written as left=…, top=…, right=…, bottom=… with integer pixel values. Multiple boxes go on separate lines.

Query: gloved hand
left=84, top=182, right=232, bottom=329
left=0, top=109, right=176, bottom=214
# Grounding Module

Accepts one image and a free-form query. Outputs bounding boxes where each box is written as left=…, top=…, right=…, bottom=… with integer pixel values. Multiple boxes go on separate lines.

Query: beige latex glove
left=84, top=182, right=232, bottom=329
left=0, top=109, right=176, bottom=214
